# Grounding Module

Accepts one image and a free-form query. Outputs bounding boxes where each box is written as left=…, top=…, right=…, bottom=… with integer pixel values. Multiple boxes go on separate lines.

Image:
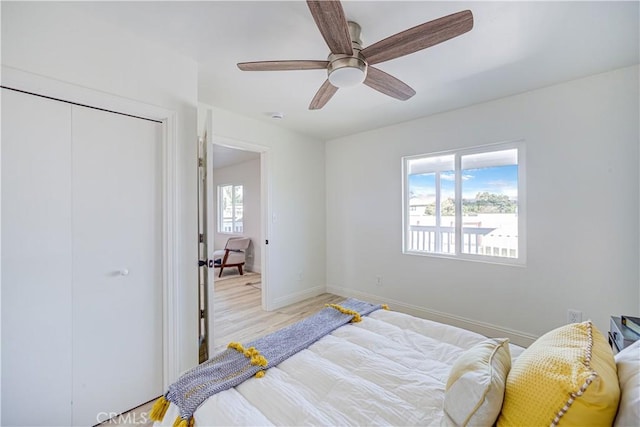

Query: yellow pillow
left=497, top=321, right=620, bottom=427
left=442, top=338, right=511, bottom=427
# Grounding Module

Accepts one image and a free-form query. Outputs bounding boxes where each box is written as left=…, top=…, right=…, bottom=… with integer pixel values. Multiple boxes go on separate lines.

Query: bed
left=152, top=299, right=639, bottom=427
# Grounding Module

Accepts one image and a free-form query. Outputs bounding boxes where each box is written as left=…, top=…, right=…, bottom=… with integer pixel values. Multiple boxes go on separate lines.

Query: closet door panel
left=71, top=106, right=163, bottom=425
left=1, top=89, right=73, bottom=426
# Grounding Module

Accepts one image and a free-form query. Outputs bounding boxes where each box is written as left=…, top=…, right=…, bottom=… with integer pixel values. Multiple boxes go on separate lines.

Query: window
left=403, top=142, right=524, bottom=263
left=218, top=184, right=243, bottom=234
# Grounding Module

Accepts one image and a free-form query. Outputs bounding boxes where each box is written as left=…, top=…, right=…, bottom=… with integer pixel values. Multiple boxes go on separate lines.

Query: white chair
left=213, top=237, right=251, bottom=277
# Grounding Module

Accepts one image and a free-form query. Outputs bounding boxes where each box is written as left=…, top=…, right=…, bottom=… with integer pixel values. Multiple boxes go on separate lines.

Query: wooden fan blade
left=237, top=60, right=329, bottom=71
left=361, top=10, right=473, bottom=65
left=307, top=0, right=353, bottom=55
left=364, top=67, right=416, bottom=101
left=309, top=80, right=338, bottom=110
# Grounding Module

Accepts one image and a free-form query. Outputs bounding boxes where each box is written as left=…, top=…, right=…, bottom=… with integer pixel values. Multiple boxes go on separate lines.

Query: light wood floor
left=109, top=272, right=342, bottom=426
left=212, top=271, right=344, bottom=354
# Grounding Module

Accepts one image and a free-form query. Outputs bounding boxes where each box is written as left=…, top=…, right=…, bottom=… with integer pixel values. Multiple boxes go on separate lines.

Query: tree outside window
left=218, top=184, right=243, bottom=234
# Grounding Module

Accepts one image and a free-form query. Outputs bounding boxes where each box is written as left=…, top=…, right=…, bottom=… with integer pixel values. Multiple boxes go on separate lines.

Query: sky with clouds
left=409, top=164, right=518, bottom=201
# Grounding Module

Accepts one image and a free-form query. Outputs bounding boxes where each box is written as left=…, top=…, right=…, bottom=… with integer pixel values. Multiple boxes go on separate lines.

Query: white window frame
left=217, top=184, right=244, bottom=234
left=402, top=140, right=526, bottom=265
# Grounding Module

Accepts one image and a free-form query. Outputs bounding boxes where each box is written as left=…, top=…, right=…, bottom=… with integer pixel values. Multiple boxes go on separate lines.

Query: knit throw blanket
left=150, top=298, right=384, bottom=427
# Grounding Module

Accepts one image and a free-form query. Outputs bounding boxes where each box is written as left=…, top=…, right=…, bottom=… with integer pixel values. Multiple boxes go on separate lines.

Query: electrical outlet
left=375, top=276, right=382, bottom=287
left=567, top=309, right=583, bottom=324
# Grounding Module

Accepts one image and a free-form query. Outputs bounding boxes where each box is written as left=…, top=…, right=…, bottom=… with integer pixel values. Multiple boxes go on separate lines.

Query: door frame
left=1, top=66, right=181, bottom=387
left=205, top=133, right=271, bottom=358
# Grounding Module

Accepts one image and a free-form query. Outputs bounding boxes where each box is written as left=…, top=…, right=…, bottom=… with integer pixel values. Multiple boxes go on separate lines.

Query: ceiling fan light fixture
left=327, top=55, right=367, bottom=88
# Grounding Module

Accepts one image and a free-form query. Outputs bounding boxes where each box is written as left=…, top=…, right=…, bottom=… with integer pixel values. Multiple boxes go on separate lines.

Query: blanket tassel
left=149, top=395, right=170, bottom=422
left=229, top=342, right=269, bottom=378
left=325, top=303, right=362, bottom=322
left=172, top=415, right=194, bottom=427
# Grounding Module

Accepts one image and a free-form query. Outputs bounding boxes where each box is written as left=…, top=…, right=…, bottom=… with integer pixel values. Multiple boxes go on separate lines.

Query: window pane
left=233, top=185, right=243, bottom=233
left=407, top=154, right=455, bottom=254
left=461, top=149, right=518, bottom=257
left=408, top=172, right=436, bottom=252
left=218, top=184, right=244, bottom=234
left=221, top=185, right=233, bottom=233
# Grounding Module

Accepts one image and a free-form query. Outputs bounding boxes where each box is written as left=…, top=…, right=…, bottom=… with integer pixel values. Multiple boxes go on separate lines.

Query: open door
left=197, top=133, right=209, bottom=363
left=197, top=106, right=216, bottom=362
left=201, top=109, right=218, bottom=361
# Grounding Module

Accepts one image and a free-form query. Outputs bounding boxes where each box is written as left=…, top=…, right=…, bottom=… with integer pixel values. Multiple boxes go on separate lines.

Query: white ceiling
left=211, top=144, right=260, bottom=169
left=70, top=1, right=639, bottom=141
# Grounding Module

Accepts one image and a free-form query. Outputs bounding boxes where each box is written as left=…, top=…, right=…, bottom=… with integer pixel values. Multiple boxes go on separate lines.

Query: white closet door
left=70, top=106, right=163, bottom=426
left=1, top=89, right=74, bottom=426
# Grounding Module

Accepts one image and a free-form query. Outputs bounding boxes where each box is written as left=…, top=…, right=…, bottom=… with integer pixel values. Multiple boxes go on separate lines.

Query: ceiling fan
left=237, top=0, right=473, bottom=110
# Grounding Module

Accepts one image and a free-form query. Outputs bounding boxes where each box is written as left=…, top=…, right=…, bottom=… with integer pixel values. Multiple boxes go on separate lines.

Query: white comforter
left=157, top=309, right=523, bottom=426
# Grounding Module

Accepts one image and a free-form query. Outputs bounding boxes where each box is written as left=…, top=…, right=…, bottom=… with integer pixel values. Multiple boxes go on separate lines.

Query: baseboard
left=271, top=285, right=325, bottom=311
left=246, top=263, right=261, bottom=274
left=326, top=285, right=537, bottom=348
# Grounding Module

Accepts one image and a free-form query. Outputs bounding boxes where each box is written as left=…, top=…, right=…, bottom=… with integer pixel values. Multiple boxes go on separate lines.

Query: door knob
left=119, top=269, right=129, bottom=276
left=199, top=260, right=215, bottom=268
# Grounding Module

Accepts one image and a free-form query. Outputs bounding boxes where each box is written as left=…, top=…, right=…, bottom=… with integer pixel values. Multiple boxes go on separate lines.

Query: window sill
left=402, top=249, right=526, bottom=267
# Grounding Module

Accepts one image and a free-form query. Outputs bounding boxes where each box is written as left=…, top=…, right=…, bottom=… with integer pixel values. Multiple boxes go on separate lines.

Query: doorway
left=210, top=143, right=264, bottom=350
left=197, top=122, right=269, bottom=360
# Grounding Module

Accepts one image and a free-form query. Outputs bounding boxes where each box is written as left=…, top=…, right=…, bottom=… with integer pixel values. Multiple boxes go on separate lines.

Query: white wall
left=1, top=2, right=199, bottom=375
left=213, top=158, right=262, bottom=272
left=210, top=106, right=326, bottom=309
left=326, top=65, right=640, bottom=344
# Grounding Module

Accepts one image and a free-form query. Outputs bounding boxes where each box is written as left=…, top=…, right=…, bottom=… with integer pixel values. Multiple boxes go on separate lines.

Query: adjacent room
left=209, top=144, right=264, bottom=355
left=1, top=1, right=638, bottom=426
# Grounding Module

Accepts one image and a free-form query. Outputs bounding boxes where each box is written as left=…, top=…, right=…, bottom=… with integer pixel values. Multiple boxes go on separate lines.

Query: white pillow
left=614, top=340, right=640, bottom=427
left=442, top=338, right=511, bottom=427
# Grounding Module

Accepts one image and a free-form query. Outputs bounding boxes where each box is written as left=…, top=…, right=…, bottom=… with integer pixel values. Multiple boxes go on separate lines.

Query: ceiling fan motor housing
left=327, top=21, right=368, bottom=87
